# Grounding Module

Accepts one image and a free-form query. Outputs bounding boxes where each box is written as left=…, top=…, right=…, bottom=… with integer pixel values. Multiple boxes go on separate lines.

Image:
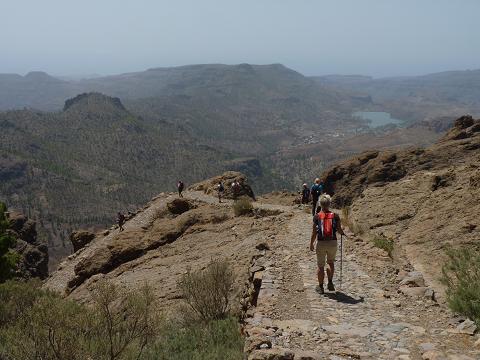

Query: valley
left=0, top=63, right=478, bottom=268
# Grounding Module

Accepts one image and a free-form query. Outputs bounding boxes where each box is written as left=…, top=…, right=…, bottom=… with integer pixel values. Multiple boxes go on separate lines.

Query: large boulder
left=70, top=231, right=96, bottom=252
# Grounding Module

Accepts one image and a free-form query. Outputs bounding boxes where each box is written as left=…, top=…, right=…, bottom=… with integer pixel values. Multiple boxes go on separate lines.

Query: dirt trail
left=245, top=204, right=479, bottom=360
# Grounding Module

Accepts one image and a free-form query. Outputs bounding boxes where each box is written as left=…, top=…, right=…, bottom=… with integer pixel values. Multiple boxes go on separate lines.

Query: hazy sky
left=1, top=0, right=479, bottom=77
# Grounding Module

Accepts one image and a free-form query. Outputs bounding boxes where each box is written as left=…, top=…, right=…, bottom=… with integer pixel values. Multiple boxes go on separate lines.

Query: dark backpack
left=311, top=184, right=322, bottom=198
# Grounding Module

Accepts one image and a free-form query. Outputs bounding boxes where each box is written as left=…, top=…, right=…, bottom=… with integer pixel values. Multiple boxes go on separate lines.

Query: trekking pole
left=339, top=234, right=343, bottom=291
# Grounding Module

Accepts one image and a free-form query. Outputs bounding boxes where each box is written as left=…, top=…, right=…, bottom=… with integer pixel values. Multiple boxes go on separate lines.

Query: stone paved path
left=246, top=205, right=479, bottom=360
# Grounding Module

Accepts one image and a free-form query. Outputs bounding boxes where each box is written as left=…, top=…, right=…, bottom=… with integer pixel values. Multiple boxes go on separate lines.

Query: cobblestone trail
left=245, top=207, right=479, bottom=360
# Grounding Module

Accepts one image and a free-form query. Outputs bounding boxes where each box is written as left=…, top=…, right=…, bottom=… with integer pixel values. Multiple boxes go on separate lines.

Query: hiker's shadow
left=324, top=291, right=364, bottom=304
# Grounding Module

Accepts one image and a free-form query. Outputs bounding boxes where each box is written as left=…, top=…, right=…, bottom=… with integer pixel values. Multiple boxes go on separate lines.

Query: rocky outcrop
left=63, top=92, right=126, bottom=112
left=70, top=231, right=96, bottom=252
left=189, top=171, right=256, bottom=200
left=322, top=115, right=480, bottom=207
left=7, top=212, right=49, bottom=279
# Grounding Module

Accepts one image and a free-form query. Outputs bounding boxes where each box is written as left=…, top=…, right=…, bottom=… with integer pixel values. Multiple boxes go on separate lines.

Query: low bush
left=372, top=234, right=394, bottom=258
left=442, top=247, right=480, bottom=325
left=144, top=316, right=243, bottom=360
left=178, top=259, right=234, bottom=322
left=233, top=197, right=253, bottom=216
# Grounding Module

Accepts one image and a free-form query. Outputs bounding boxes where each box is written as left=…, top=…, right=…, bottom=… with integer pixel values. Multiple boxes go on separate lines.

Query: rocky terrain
left=321, top=115, right=480, bottom=299
left=5, top=210, right=49, bottom=279
left=45, top=162, right=480, bottom=359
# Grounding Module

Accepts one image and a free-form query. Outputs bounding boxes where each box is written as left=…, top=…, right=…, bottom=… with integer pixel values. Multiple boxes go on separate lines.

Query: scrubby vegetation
left=0, top=203, right=19, bottom=282
left=233, top=197, right=254, bottom=216
left=372, top=234, right=394, bottom=258
left=0, top=260, right=244, bottom=359
left=178, top=258, right=235, bottom=322
left=442, top=247, right=480, bottom=326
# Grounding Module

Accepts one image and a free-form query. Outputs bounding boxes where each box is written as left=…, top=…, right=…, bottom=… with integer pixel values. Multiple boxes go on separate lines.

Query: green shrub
left=442, top=247, right=480, bottom=325
left=144, top=317, right=243, bottom=360
left=0, top=203, right=19, bottom=282
left=178, top=259, right=234, bottom=322
left=372, top=234, right=394, bottom=258
left=232, top=197, right=253, bottom=216
left=0, top=274, right=243, bottom=359
left=0, top=280, right=162, bottom=360
left=0, top=279, right=44, bottom=326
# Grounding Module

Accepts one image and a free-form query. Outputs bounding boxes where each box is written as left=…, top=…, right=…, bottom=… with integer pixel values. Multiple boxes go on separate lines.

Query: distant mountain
left=0, top=64, right=359, bottom=112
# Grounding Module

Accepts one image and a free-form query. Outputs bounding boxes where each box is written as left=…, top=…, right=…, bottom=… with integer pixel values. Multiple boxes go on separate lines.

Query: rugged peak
left=63, top=92, right=126, bottom=112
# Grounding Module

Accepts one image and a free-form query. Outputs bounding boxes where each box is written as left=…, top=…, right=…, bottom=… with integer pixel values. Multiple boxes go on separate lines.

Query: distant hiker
left=177, top=180, right=185, bottom=198
left=117, top=212, right=126, bottom=232
left=301, top=183, right=310, bottom=204
left=309, top=194, right=345, bottom=294
left=217, top=181, right=225, bottom=203
left=231, top=180, right=241, bottom=199
left=310, top=178, right=324, bottom=215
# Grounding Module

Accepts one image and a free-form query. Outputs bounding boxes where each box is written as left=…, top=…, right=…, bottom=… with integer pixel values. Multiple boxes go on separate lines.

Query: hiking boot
left=327, top=281, right=335, bottom=292
left=315, top=285, right=324, bottom=295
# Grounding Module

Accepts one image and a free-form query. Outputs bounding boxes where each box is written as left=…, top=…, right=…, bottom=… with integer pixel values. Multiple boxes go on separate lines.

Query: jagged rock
left=454, top=319, right=477, bottom=335
left=8, top=212, right=37, bottom=244
left=399, top=271, right=425, bottom=287
left=167, top=198, right=193, bottom=215
left=6, top=212, right=48, bottom=279
left=70, top=231, right=96, bottom=252
left=399, top=286, right=434, bottom=299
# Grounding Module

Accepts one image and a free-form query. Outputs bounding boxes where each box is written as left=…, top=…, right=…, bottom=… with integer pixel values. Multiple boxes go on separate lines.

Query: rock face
left=70, top=231, right=96, bottom=252
left=7, top=212, right=49, bottom=279
left=321, top=115, right=480, bottom=296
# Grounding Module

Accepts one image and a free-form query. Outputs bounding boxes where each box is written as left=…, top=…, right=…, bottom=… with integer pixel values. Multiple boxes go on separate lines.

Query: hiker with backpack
left=310, top=178, right=324, bottom=215
left=301, top=183, right=310, bottom=204
left=217, top=181, right=225, bottom=203
left=177, top=180, right=185, bottom=198
left=117, top=212, right=126, bottom=232
left=310, top=194, right=346, bottom=294
left=231, top=180, right=241, bottom=200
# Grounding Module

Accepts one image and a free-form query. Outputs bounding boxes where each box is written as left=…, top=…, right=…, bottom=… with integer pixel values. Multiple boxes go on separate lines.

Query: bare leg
left=317, top=266, right=325, bottom=286
left=326, top=261, right=335, bottom=281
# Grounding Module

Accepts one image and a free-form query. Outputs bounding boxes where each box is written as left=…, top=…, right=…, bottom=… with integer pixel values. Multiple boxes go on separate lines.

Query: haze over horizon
left=1, top=0, right=479, bottom=78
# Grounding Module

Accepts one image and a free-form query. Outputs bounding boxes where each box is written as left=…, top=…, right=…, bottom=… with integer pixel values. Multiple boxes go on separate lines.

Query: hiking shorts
left=316, top=240, right=337, bottom=268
